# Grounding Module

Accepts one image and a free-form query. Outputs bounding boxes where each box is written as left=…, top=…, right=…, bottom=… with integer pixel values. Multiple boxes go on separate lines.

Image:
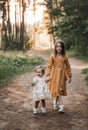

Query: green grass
left=67, top=49, right=88, bottom=62
left=0, top=50, right=43, bottom=87
left=81, top=68, right=88, bottom=83
left=67, top=49, right=88, bottom=83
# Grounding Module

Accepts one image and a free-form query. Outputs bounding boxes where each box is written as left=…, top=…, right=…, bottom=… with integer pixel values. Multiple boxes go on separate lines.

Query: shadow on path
left=0, top=49, right=88, bottom=130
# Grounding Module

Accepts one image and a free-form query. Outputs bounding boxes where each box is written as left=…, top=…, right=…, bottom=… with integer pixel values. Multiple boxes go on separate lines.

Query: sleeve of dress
left=45, top=55, right=54, bottom=76
left=33, top=77, right=38, bottom=84
left=65, top=56, right=72, bottom=78
left=31, top=77, right=38, bottom=86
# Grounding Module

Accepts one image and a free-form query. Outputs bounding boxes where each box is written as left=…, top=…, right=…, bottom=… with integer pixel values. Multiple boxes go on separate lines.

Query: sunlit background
left=0, top=0, right=51, bottom=49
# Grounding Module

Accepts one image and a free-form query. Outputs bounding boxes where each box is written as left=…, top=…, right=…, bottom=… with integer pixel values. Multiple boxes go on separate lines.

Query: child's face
left=36, top=69, right=43, bottom=77
left=56, top=42, right=62, bottom=53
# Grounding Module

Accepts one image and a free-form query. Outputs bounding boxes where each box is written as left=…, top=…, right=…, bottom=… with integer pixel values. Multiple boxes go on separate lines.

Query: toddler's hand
left=45, top=76, right=51, bottom=83
left=31, top=82, right=36, bottom=86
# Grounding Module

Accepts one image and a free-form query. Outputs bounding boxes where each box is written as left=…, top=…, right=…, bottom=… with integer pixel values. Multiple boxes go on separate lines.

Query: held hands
left=45, top=76, right=51, bottom=83
left=31, top=82, right=36, bottom=87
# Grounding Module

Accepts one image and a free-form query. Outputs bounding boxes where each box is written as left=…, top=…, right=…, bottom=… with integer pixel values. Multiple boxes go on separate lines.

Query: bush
left=24, top=39, right=34, bottom=50
left=0, top=55, right=43, bottom=87
left=82, top=68, right=88, bottom=83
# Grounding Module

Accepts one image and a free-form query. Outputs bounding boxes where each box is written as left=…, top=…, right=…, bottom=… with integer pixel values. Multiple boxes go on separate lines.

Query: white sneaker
left=58, top=105, right=64, bottom=113
left=53, top=100, right=58, bottom=110
left=41, top=107, right=47, bottom=113
left=33, top=108, right=38, bottom=114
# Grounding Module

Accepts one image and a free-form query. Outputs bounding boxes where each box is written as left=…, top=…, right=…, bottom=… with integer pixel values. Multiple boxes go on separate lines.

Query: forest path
left=0, top=48, right=88, bottom=130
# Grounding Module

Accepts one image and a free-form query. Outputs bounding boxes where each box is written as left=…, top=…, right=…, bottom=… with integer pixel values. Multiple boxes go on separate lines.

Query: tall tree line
left=44, top=0, right=88, bottom=55
left=0, top=0, right=30, bottom=50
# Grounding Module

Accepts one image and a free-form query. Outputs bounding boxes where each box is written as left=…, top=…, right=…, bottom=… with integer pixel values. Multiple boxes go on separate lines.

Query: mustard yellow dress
left=46, top=54, right=72, bottom=97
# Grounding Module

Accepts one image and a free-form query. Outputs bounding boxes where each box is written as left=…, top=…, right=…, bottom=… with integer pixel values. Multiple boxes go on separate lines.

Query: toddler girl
left=32, top=66, right=51, bottom=114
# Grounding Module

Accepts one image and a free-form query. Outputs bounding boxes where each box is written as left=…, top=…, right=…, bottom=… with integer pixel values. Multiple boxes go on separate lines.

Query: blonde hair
left=34, top=65, right=45, bottom=74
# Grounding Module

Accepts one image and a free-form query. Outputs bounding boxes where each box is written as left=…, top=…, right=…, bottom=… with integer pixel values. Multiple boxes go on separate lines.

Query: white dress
left=32, top=76, right=51, bottom=101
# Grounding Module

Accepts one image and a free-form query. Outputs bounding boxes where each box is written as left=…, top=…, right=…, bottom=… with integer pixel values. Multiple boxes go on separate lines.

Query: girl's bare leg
left=55, top=95, right=63, bottom=105
left=56, top=96, right=59, bottom=103
left=54, top=95, right=64, bottom=112
left=53, top=96, right=59, bottom=109
left=41, top=99, right=46, bottom=108
left=58, top=95, right=64, bottom=113
left=41, top=99, right=47, bottom=113
left=33, top=101, right=40, bottom=114
left=35, top=101, right=40, bottom=108
left=59, top=95, right=63, bottom=105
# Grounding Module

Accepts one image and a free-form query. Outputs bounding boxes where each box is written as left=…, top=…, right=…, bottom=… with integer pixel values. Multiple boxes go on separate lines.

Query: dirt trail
left=0, top=48, right=88, bottom=130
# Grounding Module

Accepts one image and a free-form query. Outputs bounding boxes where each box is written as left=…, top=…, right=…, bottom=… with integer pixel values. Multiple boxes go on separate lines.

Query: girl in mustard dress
left=46, top=40, right=72, bottom=112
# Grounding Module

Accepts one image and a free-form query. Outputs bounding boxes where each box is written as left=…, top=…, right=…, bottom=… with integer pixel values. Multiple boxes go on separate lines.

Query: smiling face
left=55, top=42, right=62, bottom=54
left=36, top=68, right=43, bottom=77
left=54, top=40, right=65, bottom=56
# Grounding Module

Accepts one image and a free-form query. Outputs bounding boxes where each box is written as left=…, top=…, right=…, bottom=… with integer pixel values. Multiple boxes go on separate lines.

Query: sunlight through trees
left=0, top=0, right=88, bottom=55
left=0, top=0, right=51, bottom=50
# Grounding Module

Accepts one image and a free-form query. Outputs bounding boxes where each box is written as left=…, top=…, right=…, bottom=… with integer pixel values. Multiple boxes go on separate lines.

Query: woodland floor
left=0, top=48, right=88, bottom=130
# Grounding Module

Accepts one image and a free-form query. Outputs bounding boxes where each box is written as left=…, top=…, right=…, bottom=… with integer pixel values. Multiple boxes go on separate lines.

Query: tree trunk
left=1, top=1, right=7, bottom=50
left=33, top=0, right=35, bottom=47
left=7, top=0, right=11, bottom=38
left=19, top=0, right=26, bottom=49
